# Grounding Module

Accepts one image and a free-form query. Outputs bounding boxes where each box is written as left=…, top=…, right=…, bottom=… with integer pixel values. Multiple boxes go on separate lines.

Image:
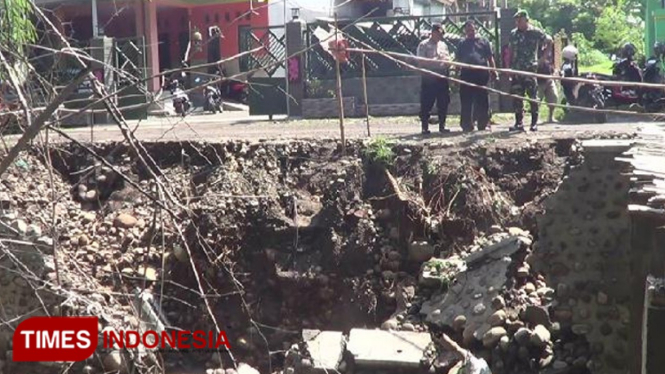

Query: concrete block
left=303, top=329, right=345, bottom=372
left=346, top=328, right=432, bottom=368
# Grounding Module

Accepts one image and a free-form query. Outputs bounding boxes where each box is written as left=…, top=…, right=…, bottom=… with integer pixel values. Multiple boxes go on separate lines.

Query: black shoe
left=439, top=128, right=451, bottom=134
left=462, top=127, right=473, bottom=133
left=530, top=124, right=538, bottom=132
left=422, top=129, right=432, bottom=135
left=509, top=124, right=525, bottom=132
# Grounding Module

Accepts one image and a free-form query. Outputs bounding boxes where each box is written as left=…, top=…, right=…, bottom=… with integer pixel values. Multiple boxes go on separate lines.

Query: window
left=205, top=14, right=210, bottom=24
left=225, top=12, right=230, bottom=22
left=215, top=13, right=220, bottom=23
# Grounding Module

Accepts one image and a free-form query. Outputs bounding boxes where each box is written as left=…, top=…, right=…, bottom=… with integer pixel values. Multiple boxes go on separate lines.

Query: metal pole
left=285, top=0, right=291, bottom=118
left=334, top=13, right=346, bottom=155
left=92, top=0, right=99, bottom=38
left=361, top=53, right=370, bottom=137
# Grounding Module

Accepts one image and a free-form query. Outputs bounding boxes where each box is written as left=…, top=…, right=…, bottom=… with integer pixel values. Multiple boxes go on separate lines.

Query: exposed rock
left=381, top=319, right=398, bottom=331
left=597, top=291, right=609, bottom=305
left=482, top=327, right=507, bottom=348
left=453, top=315, right=467, bottom=331
left=492, top=295, right=506, bottom=310
left=517, top=264, right=530, bottom=278
left=514, top=328, right=531, bottom=346
left=113, top=214, right=138, bottom=229
left=78, top=235, right=90, bottom=247
left=408, top=241, right=435, bottom=262
left=103, top=351, right=128, bottom=374
left=472, top=303, right=487, bottom=316
left=524, top=305, right=551, bottom=328
left=530, top=325, right=550, bottom=348
left=488, top=310, right=506, bottom=327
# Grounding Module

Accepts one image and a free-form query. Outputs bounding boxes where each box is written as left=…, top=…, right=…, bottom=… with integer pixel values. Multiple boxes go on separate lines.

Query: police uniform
left=417, top=25, right=450, bottom=133
left=509, top=10, right=548, bottom=130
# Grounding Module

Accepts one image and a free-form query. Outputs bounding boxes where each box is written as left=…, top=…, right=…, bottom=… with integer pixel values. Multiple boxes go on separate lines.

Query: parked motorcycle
left=195, top=76, right=224, bottom=114
left=560, top=45, right=608, bottom=123
left=165, top=79, right=191, bottom=117
left=217, top=68, right=248, bottom=105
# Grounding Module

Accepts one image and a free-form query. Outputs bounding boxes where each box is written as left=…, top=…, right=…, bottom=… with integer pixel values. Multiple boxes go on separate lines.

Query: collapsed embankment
left=0, top=136, right=634, bottom=374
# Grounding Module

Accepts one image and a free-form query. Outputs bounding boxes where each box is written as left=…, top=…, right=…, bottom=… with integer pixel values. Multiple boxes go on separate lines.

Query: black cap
left=431, top=23, right=444, bottom=33
left=463, top=19, right=475, bottom=27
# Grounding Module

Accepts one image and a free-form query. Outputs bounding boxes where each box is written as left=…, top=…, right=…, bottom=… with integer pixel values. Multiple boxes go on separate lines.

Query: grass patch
left=579, top=60, right=614, bottom=75
left=363, top=136, right=395, bottom=166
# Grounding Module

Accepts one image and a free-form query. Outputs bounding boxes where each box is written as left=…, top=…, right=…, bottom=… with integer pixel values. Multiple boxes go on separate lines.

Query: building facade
left=35, top=0, right=274, bottom=92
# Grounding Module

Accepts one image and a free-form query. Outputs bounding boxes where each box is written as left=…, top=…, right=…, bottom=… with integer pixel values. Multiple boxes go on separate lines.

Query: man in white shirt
left=416, top=23, right=451, bottom=135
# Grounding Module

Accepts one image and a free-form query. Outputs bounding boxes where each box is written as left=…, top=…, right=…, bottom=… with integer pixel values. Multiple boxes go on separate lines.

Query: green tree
left=0, top=0, right=36, bottom=83
left=0, top=0, right=36, bottom=50
left=594, top=0, right=644, bottom=56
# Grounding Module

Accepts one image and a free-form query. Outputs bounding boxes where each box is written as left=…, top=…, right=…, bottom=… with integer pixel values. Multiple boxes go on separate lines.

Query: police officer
left=417, top=23, right=451, bottom=135
left=507, top=10, right=552, bottom=132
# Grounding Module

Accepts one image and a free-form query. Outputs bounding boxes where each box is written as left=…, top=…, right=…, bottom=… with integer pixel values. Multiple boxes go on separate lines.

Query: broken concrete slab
left=302, top=329, right=345, bottom=372
left=346, top=328, right=432, bottom=368
left=420, top=253, right=513, bottom=343
left=464, top=235, right=524, bottom=265
left=419, top=257, right=466, bottom=288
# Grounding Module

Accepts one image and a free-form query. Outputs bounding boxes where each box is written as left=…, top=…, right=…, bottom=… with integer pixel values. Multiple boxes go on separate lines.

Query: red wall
left=157, top=0, right=269, bottom=68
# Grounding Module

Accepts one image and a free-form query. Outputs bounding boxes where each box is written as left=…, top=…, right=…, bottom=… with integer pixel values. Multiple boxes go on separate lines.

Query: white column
left=92, top=0, right=99, bottom=37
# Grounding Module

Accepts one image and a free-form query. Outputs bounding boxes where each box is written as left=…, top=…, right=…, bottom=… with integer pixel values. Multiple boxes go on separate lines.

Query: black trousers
left=420, top=76, right=450, bottom=130
left=459, top=70, right=490, bottom=131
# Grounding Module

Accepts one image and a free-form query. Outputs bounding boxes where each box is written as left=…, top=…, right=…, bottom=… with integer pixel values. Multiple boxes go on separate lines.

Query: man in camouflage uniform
left=507, top=9, right=552, bottom=132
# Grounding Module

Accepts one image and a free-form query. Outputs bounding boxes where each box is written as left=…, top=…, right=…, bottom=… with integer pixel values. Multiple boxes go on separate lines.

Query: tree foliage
left=0, top=0, right=37, bottom=50
left=508, top=0, right=646, bottom=61
left=0, top=0, right=36, bottom=83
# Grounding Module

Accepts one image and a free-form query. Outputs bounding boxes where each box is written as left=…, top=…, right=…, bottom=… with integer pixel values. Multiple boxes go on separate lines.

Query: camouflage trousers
left=510, top=75, right=539, bottom=114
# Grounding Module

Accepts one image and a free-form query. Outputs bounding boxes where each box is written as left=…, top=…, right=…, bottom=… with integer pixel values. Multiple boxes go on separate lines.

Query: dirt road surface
left=3, top=113, right=646, bottom=147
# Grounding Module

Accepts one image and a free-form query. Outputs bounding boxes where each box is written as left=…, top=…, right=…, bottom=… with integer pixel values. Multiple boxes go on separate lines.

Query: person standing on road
left=537, top=34, right=559, bottom=123
left=456, top=20, right=497, bottom=132
left=416, top=23, right=451, bottom=135
left=506, top=10, right=552, bottom=132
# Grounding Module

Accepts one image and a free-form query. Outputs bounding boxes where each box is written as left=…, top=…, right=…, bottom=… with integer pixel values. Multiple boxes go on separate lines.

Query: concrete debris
left=346, top=328, right=433, bottom=368
left=420, top=255, right=513, bottom=339
left=236, top=363, right=260, bottom=374
left=418, top=257, right=466, bottom=288
left=302, top=329, right=345, bottom=372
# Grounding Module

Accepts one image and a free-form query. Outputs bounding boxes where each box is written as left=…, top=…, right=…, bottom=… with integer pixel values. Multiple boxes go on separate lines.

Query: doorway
left=158, top=33, right=172, bottom=70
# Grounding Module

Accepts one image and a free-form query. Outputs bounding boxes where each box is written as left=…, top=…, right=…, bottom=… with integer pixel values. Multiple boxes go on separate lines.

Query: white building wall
left=266, top=0, right=332, bottom=77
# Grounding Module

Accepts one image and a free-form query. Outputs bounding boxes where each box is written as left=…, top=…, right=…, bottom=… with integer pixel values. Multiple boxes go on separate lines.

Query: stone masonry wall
left=313, top=76, right=501, bottom=117
left=530, top=141, right=633, bottom=374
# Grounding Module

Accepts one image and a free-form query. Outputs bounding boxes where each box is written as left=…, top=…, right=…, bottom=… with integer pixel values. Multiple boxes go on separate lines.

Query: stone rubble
left=0, top=138, right=634, bottom=374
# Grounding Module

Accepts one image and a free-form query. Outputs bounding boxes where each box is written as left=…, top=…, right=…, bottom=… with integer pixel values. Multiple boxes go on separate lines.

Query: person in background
left=506, top=9, right=552, bottom=132
left=536, top=34, right=559, bottom=123
left=455, top=20, right=497, bottom=132
left=416, top=23, right=451, bottom=135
